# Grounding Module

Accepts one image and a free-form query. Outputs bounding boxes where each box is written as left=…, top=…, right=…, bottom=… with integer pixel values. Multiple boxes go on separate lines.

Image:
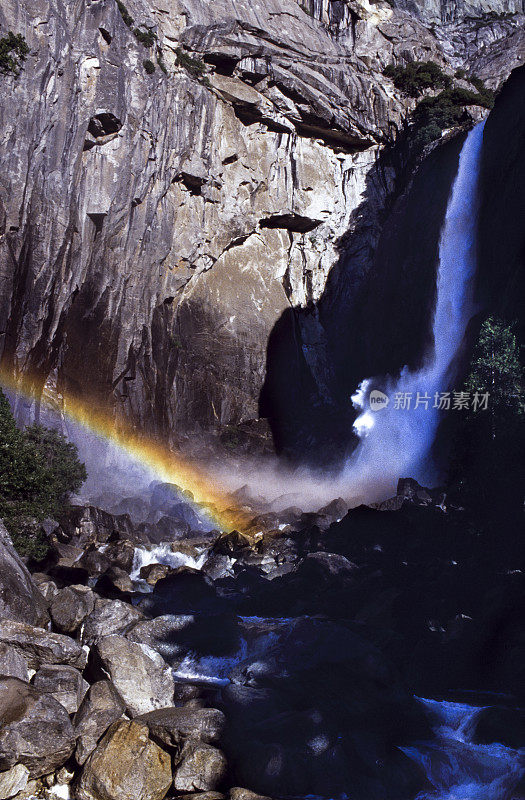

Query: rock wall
left=0, top=0, right=523, bottom=449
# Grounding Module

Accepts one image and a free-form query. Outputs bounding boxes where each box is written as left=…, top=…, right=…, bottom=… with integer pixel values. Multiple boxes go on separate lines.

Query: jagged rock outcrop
left=0, top=0, right=523, bottom=448
left=0, top=523, right=48, bottom=627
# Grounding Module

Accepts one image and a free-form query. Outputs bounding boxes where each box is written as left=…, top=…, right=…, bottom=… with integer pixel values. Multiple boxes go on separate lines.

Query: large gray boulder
left=0, top=620, right=87, bottom=670
left=93, top=635, right=174, bottom=716
left=0, top=764, right=30, bottom=799
left=0, top=644, right=29, bottom=682
left=0, top=678, right=75, bottom=777
left=74, top=681, right=126, bottom=766
left=82, top=598, right=144, bottom=646
left=125, top=615, right=192, bottom=662
left=173, top=740, right=227, bottom=793
left=76, top=719, right=172, bottom=800
left=0, top=523, right=48, bottom=627
left=136, top=706, right=225, bottom=748
left=32, top=664, right=89, bottom=714
left=49, top=585, right=96, bottom=635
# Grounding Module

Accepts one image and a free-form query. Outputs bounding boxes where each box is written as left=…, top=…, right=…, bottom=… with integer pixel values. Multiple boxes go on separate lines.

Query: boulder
left=177, top=794, right=225, bottom=800
left=31, top=574, right=59, bottom=603
left=136, top=706, right=225, bottom=748
left=76, top=719, right=172, bottom=800
left=102, top=541, right=136, bottom=573
left=82, top=598, right=144, bottom=646
left=32, top=664, right=89, bottom=714
left=139, top=563, right=172, bottom=586
left=49, top=585, right=95, bottom=634
left=173, top=740, right=227, bottom=793
left=0, top=522, right=48, bottom=627
left=0, top=678, right=75, bottom=777
left=230, top=790, right=272, bottom=800
left=0, top=764, right=30, bottom=799
left=0, top=644, right=29, bottom=682
left=74, top=680, right=126, bottom=765
left=0, top=620, right=87, bottom=670
left=95, top=566, right=134, bottom=596
left=93, top=635, right=174, bottom=716
left=125, top=615, right=193, bottom=662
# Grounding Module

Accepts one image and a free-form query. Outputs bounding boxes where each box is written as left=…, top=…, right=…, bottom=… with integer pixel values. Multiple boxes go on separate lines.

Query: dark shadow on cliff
left=260, top=127, right=466, bottom=467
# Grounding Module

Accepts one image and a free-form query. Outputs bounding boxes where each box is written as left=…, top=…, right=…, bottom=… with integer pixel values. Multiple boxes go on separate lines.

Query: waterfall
left=345, top=121, right=486, bottom=501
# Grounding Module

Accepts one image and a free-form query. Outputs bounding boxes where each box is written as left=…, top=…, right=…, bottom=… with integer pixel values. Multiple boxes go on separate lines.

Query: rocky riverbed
left=0, top=478, right=522, bottom=800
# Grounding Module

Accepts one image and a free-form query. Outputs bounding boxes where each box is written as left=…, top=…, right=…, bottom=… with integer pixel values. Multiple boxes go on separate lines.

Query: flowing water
left=404, top=698, right=524, bottom=800
left=346, top=121, right=486, bottom=498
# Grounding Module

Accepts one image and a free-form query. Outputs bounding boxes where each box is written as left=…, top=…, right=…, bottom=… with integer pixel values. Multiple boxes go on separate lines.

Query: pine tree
left=0, top=389, right=87, bottom=558
left=452, top=317, right=524, bottom=516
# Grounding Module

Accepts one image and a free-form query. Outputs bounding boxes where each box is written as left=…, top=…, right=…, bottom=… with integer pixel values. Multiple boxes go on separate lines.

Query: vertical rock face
left=0, top=0, right=523, bottom=448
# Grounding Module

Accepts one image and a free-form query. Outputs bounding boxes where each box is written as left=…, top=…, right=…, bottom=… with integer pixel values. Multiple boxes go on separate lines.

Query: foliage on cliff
left=413, top=84, right=494, bottom=146
left=384, top=61, right=451, bottom=97
left=0, top=390, right=86, bottom=559
left=450, top=317, right=524, bottom=515
left=0, top=32, right=29, bottom=77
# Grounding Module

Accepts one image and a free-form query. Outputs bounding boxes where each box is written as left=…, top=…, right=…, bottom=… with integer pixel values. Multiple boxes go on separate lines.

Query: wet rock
left=49, top=585, right=95, bottom=634
left=82, top=597, right=144, bottom=646
left=102, top=541, right=136, bottom=573
left=173, top=740, right=227, bottom=793
left=202, top=554, right=234, bottom=581
left=0, top=678, right=75, bottom=777
left=136, top=706, right=225, bottom=748
left=76, top=719, right=172, bottom=800
left=0, top=764, right=30, bottom=799
left=0, top=644, right=29, bottom=682
left=74, top=680, right=126, bottom=766
left=139, top=563, right=173, bottom=585
left=0, top=620, right=87, bottom=670
left=32, top=664, right=89, bottom=714
left=93, top=635, right=174, bottom=716
left=0, top=523, right=48, bottom=627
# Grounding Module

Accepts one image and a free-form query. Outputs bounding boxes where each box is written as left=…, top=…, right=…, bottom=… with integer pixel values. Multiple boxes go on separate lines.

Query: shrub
left=175, top=47, right=207, bottom=79
left=455, top=68, right=467, bottom=79
left=0, top=389, right=86, bottom=558
left=0, top=32, right=29, bottom=77
left=134, top=27, right=156, bottom=48
left=412, top=85, right=494, bottom=145
left=383, top=60, right=451, bottom=97
left=450, top=318, right=524, bottom=516
left=143, top=59, right=155, bottom=74
left=116, top=0, right=134, bottom=28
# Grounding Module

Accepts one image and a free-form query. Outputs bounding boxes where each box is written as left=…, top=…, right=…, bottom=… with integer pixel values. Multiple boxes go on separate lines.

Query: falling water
left=346, top=121, right=486, bottom=499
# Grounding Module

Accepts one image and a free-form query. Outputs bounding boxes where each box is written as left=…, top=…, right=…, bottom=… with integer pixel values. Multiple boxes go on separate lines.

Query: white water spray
left=346, top=122, right=486, bottom=499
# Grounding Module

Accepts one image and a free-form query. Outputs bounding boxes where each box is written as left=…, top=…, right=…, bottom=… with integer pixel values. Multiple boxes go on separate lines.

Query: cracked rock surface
left=0, top=0, right=523, bottom=441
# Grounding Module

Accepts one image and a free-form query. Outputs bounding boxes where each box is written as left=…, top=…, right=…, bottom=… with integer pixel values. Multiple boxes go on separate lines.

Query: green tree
left=451, top=317, right=524, bottom=515
left=465, top=316, right=523, bottom=425
left=0, top=389, right=87, bottom=559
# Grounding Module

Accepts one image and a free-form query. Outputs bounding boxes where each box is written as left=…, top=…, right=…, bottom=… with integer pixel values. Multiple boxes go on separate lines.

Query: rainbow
left=0, top=365, right=252, bottom=533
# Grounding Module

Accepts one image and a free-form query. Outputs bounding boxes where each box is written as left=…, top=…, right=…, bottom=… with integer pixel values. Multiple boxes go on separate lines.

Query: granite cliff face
left=0, top=0, right=523, bottom=452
